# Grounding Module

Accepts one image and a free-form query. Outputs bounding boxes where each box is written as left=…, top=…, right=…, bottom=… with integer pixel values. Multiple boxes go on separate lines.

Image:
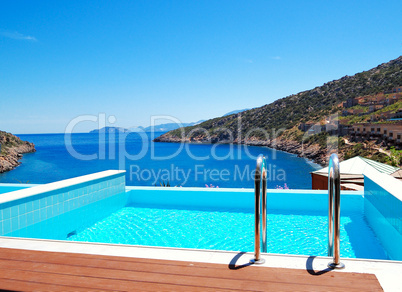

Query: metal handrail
left=250, top=155, right=267, bottom=264
left=327, top=153, right=345, bottom=269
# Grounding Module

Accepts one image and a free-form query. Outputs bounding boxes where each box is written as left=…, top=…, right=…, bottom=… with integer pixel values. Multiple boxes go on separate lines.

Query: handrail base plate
left=328, top=262, right=345, bottom=269
left=250, top=258, right=266, bottom=265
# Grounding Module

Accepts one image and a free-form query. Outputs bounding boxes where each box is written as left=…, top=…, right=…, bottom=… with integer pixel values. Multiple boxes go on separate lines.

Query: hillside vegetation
left=155, top=56, right=402, bottom=166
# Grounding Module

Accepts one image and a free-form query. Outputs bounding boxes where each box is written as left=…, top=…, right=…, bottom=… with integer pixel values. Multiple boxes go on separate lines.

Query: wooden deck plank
left=0, top=247, right=378, bottom=281
left=0, top=260, right=259, bottom=291
left=0, top=248, right=381, bottom=291
left=0, top=278, right=95, bottom=292
left=0, top=248, right=383, bottom=291
left=0, top=248, right=379, bottom=287
left=0, top=256, right=380, bottom=291
left=2, top=259, right=337, bottom=292
left=0, top=268, right=226, bottom=292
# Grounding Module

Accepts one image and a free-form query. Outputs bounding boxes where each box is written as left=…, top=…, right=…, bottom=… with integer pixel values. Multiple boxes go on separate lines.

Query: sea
left=0, top=132, right=321, bottom=189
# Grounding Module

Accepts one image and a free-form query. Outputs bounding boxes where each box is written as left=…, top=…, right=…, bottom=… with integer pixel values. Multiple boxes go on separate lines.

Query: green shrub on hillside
left=305, top=132, right=329, bottom=148
left=390, top=147, right=402, bottom=166
left=344, top=143, right=371, bottom=160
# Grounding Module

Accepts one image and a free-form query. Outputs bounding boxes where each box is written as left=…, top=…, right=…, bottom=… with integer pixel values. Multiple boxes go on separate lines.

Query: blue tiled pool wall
left=13, top=192, right=129, bottom=240
left=126, top=187, right=364, bottom=214
left=364, top=176, right=402, bottom=260
left=0, top=173, right=127, bottom=239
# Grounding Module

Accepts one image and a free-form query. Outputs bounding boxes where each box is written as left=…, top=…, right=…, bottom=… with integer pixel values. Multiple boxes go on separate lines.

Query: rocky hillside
left=155, top=56, right=402, bottom=165
left=0, top=131, right=36, bottom=173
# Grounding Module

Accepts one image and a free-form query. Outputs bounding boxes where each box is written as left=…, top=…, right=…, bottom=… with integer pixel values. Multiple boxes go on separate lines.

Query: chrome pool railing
left=250, top=154, right=267, bottom=264
left=327, top=153, right=345, bottom=269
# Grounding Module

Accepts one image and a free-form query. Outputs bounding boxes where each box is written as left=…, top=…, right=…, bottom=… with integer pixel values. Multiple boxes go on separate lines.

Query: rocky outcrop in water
left=0, top=131, right=36, bottom=173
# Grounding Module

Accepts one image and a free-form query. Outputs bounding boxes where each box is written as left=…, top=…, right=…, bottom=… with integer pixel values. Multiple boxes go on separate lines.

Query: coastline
left=154, top=134, right=328, bottom=167
left=0, top=131, right=36, bottom=174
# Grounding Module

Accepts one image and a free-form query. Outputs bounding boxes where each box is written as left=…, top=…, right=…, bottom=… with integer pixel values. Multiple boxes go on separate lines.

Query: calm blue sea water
left=0, top=132, right=321, bottom=188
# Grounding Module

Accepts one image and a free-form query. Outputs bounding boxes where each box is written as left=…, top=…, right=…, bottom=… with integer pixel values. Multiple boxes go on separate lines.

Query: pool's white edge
left=0, top=236, right=400, bottom=291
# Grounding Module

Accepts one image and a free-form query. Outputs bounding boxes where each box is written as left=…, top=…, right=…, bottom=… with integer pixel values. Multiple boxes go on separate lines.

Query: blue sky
left=1, top=1, right=401, bottom=134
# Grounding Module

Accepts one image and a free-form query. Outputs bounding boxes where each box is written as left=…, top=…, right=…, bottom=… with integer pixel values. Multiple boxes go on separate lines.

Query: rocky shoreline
left=154, top=133, right=329, bottom=167
left=0, top=131, right=36, bottom=173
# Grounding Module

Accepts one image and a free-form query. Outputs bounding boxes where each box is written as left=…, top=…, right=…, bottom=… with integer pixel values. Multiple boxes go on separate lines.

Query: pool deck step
left=0, top=247, right=382, bottom=291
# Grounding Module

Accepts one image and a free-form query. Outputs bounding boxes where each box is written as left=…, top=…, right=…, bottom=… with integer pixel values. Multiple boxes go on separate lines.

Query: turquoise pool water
left=0, top=185, right=31, bottom=194
left=68, top=205, right=388, bottom=260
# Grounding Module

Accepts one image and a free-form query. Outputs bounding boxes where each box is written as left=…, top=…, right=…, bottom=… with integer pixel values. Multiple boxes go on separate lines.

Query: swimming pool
left=0, top=170, right=400, bottom=261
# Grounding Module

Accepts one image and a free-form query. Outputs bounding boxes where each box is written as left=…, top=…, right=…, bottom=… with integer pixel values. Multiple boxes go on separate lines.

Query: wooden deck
left=0, top=248, right=382, bottom=291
